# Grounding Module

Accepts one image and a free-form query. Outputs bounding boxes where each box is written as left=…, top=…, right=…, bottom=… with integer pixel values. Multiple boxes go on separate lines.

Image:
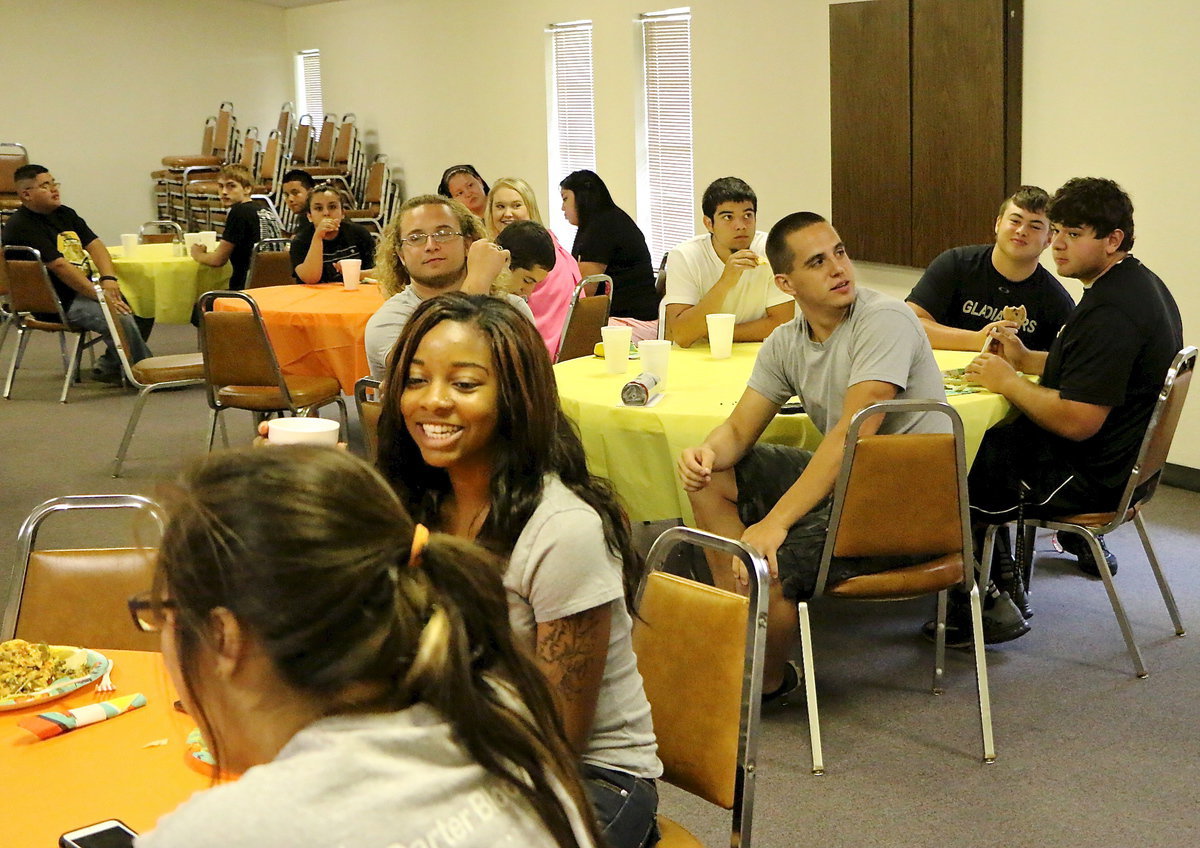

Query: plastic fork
left=95, top=658, right=116, bottom=693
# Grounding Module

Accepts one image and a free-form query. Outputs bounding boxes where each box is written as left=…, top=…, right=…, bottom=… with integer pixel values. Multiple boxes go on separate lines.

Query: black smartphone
left=59, top=819, right=138, bottom=848
left=779, top=398, right=805, bottom=414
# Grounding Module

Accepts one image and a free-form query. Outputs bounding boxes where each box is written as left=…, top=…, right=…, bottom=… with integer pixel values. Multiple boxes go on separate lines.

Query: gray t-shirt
left=137, top=707, right=592, bottom=848
left=365, top=287, right=535, bottom=378
left=749, top=287, right=948, bottom=435
left=505, top=475, right=662, bottom=780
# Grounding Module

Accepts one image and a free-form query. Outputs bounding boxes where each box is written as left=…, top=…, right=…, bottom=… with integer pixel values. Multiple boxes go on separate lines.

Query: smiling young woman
left=377, top=293, right=662, bottom=848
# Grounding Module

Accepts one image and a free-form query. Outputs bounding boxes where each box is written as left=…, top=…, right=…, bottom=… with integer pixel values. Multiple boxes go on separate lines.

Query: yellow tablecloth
left=554, top=344, right=1011, bottom=523
left=112, top=242, right=231, bottom=323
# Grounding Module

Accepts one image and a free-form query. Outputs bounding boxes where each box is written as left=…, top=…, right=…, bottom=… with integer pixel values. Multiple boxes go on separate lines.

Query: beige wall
left=2, top=0, right=290, bottom=242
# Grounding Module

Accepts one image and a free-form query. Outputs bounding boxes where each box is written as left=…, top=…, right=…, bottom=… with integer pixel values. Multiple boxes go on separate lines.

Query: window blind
left=297, top=49, right=324, bottom=135
left=546, top=21, right=596, bottom=244
left=640, top=10, right=694, bottom=267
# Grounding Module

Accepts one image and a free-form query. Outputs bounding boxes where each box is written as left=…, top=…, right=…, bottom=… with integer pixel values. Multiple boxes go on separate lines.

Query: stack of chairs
left=1, top=142, right=30, bottom=228
left=153, top=102, right=240, bottom=225
left=345, top=154, right=399, bottom=234
left=183, top=126, right=260, bottom=233
left=305, top=113, right=365, bottom=198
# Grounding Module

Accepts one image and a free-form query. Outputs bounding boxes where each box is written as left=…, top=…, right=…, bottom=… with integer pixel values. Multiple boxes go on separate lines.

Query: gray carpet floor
left=2, top=322, right=1198, bottom=847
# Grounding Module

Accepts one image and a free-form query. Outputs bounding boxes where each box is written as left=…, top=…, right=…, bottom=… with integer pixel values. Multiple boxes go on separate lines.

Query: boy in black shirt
left=190, top=165, right=280, bottom=289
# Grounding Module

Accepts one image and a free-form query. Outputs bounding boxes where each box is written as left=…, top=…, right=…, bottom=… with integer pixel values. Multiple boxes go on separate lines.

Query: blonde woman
left=485, top=177, right=581, bottom=358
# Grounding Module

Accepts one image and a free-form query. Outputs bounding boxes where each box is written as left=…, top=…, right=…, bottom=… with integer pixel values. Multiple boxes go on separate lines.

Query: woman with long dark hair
left=559, top=169, right=660, bottom=325
left=135, top=446, right=600, bottom=848
left=377, top=293, right=662, bottom=848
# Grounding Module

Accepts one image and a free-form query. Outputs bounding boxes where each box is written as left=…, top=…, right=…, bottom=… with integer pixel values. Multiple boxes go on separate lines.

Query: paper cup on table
left=706, top=313, right=736, bottom=359
left=184, top=233, right=203, bottom=252
left=120, top=234, right=139, bottom=258
left=340, top=258, right=362, bottom=290
left=267, top=417, right=340, bottom=446
left=200, top=231, right=219, bottom=250
left=601, top=325, right=633, bottom=374
left=638, top=339, right=671, bottom=389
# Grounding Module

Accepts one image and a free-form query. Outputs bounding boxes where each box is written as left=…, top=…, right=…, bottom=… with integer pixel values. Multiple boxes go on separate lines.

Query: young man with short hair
left=948, top=177, right=1183, bottom=643
left=663, top=177, right=794, bottom=347
left=678, top=212, right=957, bottom=699
left=2, top=164, right=151, bottom=384
left=364, top=195, right=533, bottom=377
left=495, top=219, right=555, bottom=299
left=280, top=169, right=315, bottom=218
left=190, top=164, right=281, bottom=290
left=907, top=185, right=1074, bottom=352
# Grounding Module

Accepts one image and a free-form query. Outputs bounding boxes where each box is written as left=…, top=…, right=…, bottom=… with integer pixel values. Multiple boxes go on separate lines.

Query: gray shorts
left=735, top=443, right=922, bottom=601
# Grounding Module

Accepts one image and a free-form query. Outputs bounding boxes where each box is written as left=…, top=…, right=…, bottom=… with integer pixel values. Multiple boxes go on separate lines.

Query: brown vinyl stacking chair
left=344, top=154, right=394, bottom=233
left=0, top=250, right=12, bottom=359
left=982, top=346, right=1197, bottom=679
left=152, top=117, right=215, bottom=220
left=354, top=376, right=382, bottom=461
left=634, top=527, right=769, bottom=848
left=1, top=495, right=163, bottom=652
left=307, top=113, right=360, bottom=196
left=165, top=103, right=237, bottom=227
left=289, top=113, right=315, bottom=167
left=185, top=125, right=258, bottom=232
left=138, top=220, right=184, bottom=247
left=554, top=274, right=612, bottom=362
left=197, top=290, right=347, bottom=450
left=95, top=286, right=205, bottom=477
left=2, top=246, right=103, bottom=403
left=246, top=238, right=296, bottom=289
left=798, top=399, right=994, bottom=775
left=0, top=141, right=30, bottom=227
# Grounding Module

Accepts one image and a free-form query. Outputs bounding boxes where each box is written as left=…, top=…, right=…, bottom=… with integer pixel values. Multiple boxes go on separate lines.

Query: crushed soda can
left=621, top=372, right=662, bottom=406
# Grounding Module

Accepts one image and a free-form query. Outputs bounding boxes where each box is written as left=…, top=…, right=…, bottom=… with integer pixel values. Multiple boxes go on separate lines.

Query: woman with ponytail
left=134, top=446, right=599, bottom=848
left=377, top=292, right=662, bottom=848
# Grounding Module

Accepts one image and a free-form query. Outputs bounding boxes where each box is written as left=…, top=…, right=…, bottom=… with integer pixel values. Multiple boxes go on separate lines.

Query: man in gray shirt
left=364, top=194, right=533, bottom=377
left=678, top=211, right=1024, bottom=702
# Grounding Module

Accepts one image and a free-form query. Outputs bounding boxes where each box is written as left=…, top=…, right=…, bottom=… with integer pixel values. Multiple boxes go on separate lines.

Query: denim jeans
left=582, top=763, right=659, bottom=848
left=66, top=296, right=152, bottom=374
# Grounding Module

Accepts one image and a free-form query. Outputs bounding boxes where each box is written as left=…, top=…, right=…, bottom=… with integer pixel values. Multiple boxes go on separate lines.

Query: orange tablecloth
left=215, top=283, right=385, bottom=393
left=1, top=649, right=212, bottom=844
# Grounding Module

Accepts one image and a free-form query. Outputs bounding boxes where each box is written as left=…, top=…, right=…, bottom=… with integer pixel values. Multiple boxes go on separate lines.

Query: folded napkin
left=18, top=693, right=147, bottom=740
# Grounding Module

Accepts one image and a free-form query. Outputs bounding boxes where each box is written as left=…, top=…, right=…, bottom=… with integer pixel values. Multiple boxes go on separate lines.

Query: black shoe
left=991, top=529, right=1032, bottom=619
left=762, top=660, right=802, bottom=706
left=1057, top=532, right=1118, bottom=577
left=921, top=584, right=1030, bottom=648
left=90, top=368, right=125, bottom=386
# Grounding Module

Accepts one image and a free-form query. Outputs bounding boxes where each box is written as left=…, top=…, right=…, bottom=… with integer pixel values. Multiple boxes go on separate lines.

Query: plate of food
left=0, top=639, right=109, bottom=711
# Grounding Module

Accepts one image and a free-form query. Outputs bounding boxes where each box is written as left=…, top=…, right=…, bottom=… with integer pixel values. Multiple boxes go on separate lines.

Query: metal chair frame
left=800, top=399, right=995, bottom=774
left=554, top=274, right=613, bottom=363
left=354, top=376, right=382, bottom=460
left=640, top=526, right=768, bottom=848
left=980, top=345, right=1197, bottom=678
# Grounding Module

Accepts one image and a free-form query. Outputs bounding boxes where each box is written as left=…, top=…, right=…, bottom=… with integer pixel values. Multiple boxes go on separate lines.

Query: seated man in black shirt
left=907, top=185, right=1074, bottom=353
left=190, top=164, right=281, bottom=290
left=1, top=164, right=151, bottom=384
left=937, top=177, right=1184, bottom=646
left=289, top=183, right=375, bottom=284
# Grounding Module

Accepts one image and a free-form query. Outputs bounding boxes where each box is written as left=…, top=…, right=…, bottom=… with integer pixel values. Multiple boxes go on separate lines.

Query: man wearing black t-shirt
left=937, top=178, right=1183, bottom=645
left=190, top=164, right=280, bottom=290
left=2, top=164, right=151, bottom=384
left=907, top=185, right=1074, bottom=353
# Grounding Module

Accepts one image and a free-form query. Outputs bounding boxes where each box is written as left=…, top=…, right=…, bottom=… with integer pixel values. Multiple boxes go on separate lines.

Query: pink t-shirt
left=528, top=232, right=581, bottom=359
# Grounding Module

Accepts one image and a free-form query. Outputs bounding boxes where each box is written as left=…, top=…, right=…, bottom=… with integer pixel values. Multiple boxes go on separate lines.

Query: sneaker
left=762, top=660, right=802, bottom=706
left=921, top=584, right=1030, bottom=648
left=1056, top=532, right=1118, bottom=577
left=990, top=528, right=1032, bottom=619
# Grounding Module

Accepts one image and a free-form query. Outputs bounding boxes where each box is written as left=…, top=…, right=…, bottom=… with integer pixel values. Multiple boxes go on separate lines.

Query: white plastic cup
left=638, top=339, right=671, bottom=389
left=266, top=417, right=340, bottom=446
left=120, top=234, right=139, bottom=258
left=200, top=231, right=219, bottom=250
left=340, top=258, right=362, bottom=290
left=601, top=325, right=633, bottom=374
left=184, top=233, right=203, bottom=252
left=706, top=313, right=736, bottom=359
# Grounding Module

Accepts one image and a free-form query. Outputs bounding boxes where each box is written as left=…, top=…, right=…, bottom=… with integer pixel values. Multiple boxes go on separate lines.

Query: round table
left=1, top=650, right=212, bottom=844
left=111, top=242, right=231, bottom=324
left=554, top=344, right=1013, bottom=524
left=216, top=283, right=386, bottom=394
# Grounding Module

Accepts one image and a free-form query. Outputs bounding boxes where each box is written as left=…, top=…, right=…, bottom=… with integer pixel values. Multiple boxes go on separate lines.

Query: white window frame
left=546, top=20, right=596, bottom=248
left=295, top=49, right=324, bottom=132
left=637, top=8, right=695, bottom=268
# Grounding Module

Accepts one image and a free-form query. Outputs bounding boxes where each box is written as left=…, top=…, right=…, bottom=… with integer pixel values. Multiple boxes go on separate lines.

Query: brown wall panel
left=911, top=0, right=1014, bottom=265
left=831, top=0, right=912, bottom=266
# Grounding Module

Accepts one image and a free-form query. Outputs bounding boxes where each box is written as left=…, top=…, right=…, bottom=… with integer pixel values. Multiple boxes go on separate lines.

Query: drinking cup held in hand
left=601, top=325, right=634, bottom=374
left=266, top=417, right=340, bottom=446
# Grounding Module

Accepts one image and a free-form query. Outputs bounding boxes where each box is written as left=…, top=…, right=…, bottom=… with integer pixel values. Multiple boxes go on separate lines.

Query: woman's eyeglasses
left=127, top=592, right=177, bottom=633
